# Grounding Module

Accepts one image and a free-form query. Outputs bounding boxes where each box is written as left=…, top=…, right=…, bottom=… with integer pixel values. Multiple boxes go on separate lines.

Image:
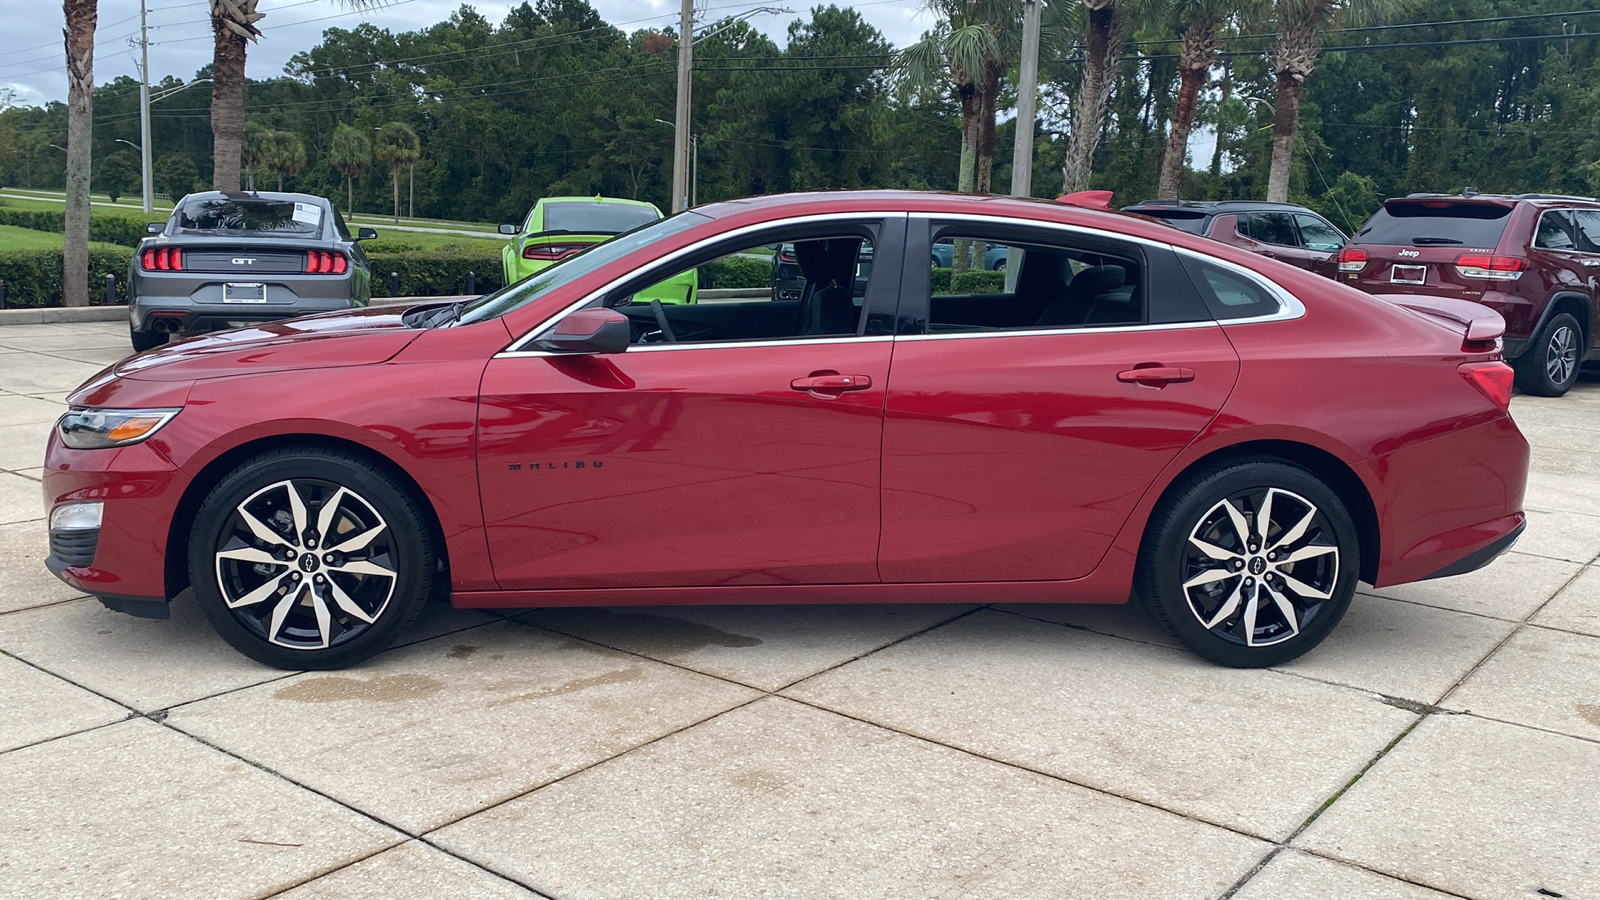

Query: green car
left=499, top=196, right=697, bottom=304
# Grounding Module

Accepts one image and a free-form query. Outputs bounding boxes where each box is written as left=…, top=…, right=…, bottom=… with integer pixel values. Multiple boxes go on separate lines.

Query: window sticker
left=292, top=202, right=323, bottom=226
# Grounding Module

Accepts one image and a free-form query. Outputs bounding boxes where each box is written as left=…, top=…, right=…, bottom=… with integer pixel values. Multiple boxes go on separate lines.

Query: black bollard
left=104, top=273, right=116, bottom=307
left=0, top=277, right=6, bottom=310
left=390, top=272, right=400, bottom=296
left=467, top=271, right=476, bottom=295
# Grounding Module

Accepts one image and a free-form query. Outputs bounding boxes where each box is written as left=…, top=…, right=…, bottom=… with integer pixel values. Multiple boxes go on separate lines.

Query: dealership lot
left=1, top=320, right=1597, bottom=900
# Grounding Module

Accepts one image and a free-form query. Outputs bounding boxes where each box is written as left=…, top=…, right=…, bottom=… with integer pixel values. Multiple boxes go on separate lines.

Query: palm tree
left=895, top=0, right=1012, bottom=273
left=373, top=123, right=420, bottom=224
left=264, top=131, right=305, bottom=191
left=1062, top=0, right=1144, bottom=193
left=330, top=123, right=371, bottom=213
left=62, top=0, right=97, bottom=307
left=241, top=122, right=267, bottom=191
left=1264, top=0, right=1407, bottom=201
left=208, top=0, right=371, bottom=191
left=1157, top=0, right=1235, bottom=200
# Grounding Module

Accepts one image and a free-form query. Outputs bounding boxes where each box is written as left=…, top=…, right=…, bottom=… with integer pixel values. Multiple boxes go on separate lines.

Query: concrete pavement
left=0, top=320, right=1596, bottom=899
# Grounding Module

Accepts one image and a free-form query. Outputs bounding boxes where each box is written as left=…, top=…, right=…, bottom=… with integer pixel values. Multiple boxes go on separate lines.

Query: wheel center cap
left=1248, top=556, right=1267, bottom=576
left=298, top=553, right=319, bottom=573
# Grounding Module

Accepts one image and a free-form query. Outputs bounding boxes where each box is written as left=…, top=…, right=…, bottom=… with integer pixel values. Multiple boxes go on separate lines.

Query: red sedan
left=42, top=191, right=1528, bottom=670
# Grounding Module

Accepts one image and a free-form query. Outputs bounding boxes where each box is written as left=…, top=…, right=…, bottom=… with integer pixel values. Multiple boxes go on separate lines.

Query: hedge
left=367, top=247, right=505, bottom=297
left=950, top=269, right=1005, bottom=294
left=0, top=246, right=136, bottom=307
left=697, top=256, right=770, bottom=289
left=0, top=207, right=150, bottom=248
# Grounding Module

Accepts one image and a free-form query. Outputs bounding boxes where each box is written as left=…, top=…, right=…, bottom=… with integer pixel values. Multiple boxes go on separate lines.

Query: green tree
left=329, top=123, right=371, bottom=213
left=895, top=1, right=1011, bottom=202
left=373, top=122, right=420, bottom=223
left=262, top=130, right=306, bottom=191
left=96, top=151, right=139, bottom=203
left=154, top=154, right=199, bottom=200
left=241, top=122, right=268, bottom=191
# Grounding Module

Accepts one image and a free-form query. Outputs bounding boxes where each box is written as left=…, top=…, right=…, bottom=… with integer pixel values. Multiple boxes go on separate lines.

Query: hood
left=116, top=305, right=425, bottom=383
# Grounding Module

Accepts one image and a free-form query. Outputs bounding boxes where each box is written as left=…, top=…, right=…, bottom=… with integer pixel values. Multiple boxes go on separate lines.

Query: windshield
left=1354, top=202, right=1512, bottom=247
left=542, top=201, right=660, bottom=235
left=174, top=198, right=323, bottom=235
left=457, top=212, right=710, bottom=326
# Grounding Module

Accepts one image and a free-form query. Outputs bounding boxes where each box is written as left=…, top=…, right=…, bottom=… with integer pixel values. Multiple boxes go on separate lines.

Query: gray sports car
left=128, top=191, right=377, bottom=351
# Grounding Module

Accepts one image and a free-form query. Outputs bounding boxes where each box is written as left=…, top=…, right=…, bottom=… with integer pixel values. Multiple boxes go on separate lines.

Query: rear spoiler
left=1374, top=294, right=1505, bottom=349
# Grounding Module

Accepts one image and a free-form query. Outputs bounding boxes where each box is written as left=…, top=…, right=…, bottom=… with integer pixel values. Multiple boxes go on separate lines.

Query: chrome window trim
left=501, top=212, right=896, bottom=354
left=894, top=321, right=1222, bottom=342
left=496, top=335, right=893, bottom=359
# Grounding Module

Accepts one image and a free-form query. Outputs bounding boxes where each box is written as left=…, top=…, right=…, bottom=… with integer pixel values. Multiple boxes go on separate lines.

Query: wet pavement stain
left=1577, top=703, right=1600, bottom=727
left=273, top=673, right=447, bottom=703
left=447, top=644, right=480, bottom=659
left=544, top=609, right=763, bottom=656
left=487, top=666, right=644, bottom=708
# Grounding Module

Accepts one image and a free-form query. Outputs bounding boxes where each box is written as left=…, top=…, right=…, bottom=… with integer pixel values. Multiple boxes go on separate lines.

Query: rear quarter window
left=1354, top=202, right=1512, bottom=248
left=1179, top=256, right=1284, bottom=321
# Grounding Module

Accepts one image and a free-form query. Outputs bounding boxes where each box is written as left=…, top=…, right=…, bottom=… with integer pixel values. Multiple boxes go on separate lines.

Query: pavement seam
left=251, top=837, right=557, bottom=900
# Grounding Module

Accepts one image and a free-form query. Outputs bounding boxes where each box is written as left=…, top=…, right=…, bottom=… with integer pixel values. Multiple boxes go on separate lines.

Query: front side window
left=1295, top=214, right=1346, bottom=252
left=1241, top=213, right=1299, bottom=247
left=925, top=232, right=1143, bottom=333
left=1535, top=211, right=1578, bottom=251
left=609, top=234, right=877, bottom=345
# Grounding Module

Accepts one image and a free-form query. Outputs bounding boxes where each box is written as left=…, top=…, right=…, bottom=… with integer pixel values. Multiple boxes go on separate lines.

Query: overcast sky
left=0, top=0, right=940, bottom=107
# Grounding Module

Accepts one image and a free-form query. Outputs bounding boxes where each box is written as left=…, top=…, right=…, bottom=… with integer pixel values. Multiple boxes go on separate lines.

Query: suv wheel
left=1516, top=311, right=1582, bottom=397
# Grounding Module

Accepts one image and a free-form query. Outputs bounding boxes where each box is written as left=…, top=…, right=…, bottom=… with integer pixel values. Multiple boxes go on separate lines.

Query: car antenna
left=1461, top=185, right=1478, bottom=198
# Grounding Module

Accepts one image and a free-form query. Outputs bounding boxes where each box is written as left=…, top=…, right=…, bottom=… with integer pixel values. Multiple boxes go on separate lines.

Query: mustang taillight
left=522, top=243, right=587, bottom=261
left=777, top=248, right=798, bottom=263
left=140, top=247, right=183, bottom=271
left=305, top=250, right=348, bottom=275
left=1336, top=247, right=1367, bottom=273
left=1459, top=361, right=1514, bottom=411
left=1454, top=255, right=1526, bottom=280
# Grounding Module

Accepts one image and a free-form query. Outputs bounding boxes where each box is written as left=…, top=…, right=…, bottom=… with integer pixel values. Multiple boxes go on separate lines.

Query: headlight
left=58, top=408, right=179, bottom=449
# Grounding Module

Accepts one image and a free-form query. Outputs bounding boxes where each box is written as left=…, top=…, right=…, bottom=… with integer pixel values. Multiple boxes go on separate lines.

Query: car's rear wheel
left=189, top=447, right=434, bottom=669
left=1516, top=311, right=1582, bottom=397
left=1136, top=458, right=1358, bottom=668
left=130, top=322, right=165, bottom=353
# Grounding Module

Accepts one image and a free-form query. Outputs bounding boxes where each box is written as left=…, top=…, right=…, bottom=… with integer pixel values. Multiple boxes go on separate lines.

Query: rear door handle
left=1117, top=366, right=1195, bottom=386
left=791, top=373, right=873, bottom=394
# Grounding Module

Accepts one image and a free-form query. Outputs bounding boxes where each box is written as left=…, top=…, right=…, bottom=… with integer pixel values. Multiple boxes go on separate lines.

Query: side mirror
left=498, top=224, right=518, bottom=235
left=543, top=308, right=630, bottom=354
left=146, top=222, right=164, bottom=234
left=356, top=227, right=378, bottom=241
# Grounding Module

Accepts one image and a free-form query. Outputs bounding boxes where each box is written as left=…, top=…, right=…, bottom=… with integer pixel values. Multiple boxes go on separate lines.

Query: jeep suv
left=1339, top=193, right=1600, bottom=396
left=1121, top=200, right=1349, bottom=279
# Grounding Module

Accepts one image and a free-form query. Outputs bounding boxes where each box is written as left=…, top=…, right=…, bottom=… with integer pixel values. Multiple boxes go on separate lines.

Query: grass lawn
left=0, top=223, right=127, bottom=253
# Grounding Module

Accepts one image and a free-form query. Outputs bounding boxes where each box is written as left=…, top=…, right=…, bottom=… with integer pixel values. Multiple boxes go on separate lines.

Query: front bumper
left=42, top=433, right=188, bottom=609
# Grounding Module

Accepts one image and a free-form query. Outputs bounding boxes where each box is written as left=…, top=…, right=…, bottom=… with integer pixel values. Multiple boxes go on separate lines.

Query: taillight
left=522, top=243, right=586, bottom=261
left=140, top=247, right=183, bottom=271
left=1337, top=247, right=1367, bottom=273
left=1459, top=361, right=1514, bottom=411
left=1454, top=255, right=1526, bottom=280
left=777, top=248, right=797, bottom=263
left=304, top=251, right=348, bottom=275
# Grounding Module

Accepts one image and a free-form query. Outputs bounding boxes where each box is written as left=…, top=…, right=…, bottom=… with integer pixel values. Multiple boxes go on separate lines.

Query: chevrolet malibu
left=43, top=191, right=1529, bottom=670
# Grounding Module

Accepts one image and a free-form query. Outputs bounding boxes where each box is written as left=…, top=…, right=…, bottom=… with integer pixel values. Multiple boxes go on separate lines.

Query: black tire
left=1135, top=457, right=1359, bottom=668
left=188, top=446, right=435, bottom=669
left=1515, top=311, right=1583, bottom=397
left=130, top=322, right=165, bottom=353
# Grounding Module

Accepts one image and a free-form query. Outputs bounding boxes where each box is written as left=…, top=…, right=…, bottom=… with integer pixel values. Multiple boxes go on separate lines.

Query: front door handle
left=1117, top=366, right=1195, bottom=386
left=791, top=373, right=873, bottom=394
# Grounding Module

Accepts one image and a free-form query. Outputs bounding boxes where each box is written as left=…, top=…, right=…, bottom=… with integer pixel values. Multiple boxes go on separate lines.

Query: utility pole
left=691, top=134, right=698, bottom=207
left=671, top=0, right=693, bottom=213
left=1006, top=0, right=1043, bottom=288
left=138, top=0, right=153, bottom=214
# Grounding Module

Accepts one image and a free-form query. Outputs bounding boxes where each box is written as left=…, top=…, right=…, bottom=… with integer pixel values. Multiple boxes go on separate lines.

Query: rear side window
left=1354, top=202, right=1511, bottom=247
left=1180, top=257, right=1283, bottom=321
left=1534, top=211, right=1577, bottom=250
left=1241, top=213, right=1299, bottom=247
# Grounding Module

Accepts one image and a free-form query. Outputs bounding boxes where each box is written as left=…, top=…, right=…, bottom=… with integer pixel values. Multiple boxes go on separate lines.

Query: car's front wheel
left=189, top=446, right=435, bottom=669
left=1136, top=458, right=1358, bottom=668
left=1515, top=311, right=1582, bottom=397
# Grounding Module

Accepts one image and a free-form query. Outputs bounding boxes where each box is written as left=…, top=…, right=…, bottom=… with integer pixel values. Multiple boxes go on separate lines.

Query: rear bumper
left=130, top=277, right=360, bottom=333
left=1359, top=415, right=1530, bottom=587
